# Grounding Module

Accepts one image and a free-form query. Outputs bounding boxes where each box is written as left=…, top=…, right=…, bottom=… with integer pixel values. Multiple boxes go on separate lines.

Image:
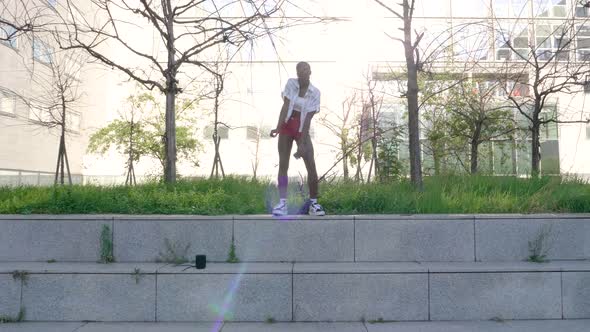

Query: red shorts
left=278, top=112, right=302, bottom=138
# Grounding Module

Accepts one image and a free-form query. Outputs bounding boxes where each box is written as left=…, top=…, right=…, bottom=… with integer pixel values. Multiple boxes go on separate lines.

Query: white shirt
left=281, top=78, right=321, bottom=133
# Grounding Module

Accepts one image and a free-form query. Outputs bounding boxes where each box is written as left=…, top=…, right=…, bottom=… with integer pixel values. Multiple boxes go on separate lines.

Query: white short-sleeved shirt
left=281, top=78, right=321, bottom=133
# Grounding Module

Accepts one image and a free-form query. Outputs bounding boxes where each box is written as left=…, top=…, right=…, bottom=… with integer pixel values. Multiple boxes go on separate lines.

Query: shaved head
left=296, top=61, right=311, bottom=85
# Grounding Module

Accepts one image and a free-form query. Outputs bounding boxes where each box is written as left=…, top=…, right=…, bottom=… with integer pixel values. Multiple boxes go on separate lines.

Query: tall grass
left=1, top=175, right=589, bottom=215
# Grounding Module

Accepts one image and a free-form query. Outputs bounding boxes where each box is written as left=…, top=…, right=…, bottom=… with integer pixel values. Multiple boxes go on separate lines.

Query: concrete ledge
left=234, top=217, right=354, bottom=262
left=4, top=320, right=590, bottom=332
left=293, top=273, right=428, bottom=321
left=22, top=274, right=156, bottom=321
left=0, top=262, right=588, bottom=322
left=475, top=218, right=590, bottom=261
left=0, top=274, right=21, bottom=318
left=430, top=272, right=562, bottom=320
left=0, top=214, right=589, bottom=263
left=355, top=218, right=474, bottom=262
left=113, top=218, right=232, bottom=262
left=156, top=274, right=292, bottom=322
left=0, top=217, right=112, bottom=262
left=563, top=272, right=590, bottom=318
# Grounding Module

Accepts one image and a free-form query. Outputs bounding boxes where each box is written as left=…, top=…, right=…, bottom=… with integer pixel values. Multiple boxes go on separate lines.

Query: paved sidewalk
left=1, top=320, right=589, bottom=332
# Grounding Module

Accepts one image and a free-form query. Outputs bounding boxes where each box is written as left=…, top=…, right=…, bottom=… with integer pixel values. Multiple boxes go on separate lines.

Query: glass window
left=28, top=104, right=52, bottom=122
left=452, top=0, right=490, bottom=17
left=33, top=39, right=53, bottom=64
left=494, top=0, right=530, bottom=17
left=419, top=20, right=453, bottom=58
left=535, top=24, right=559, bottom=60
left=203, top=126, right=228, bottom=140
left=494, top=0, right=511, bottom=17
left=495, top=23, right=529, bottom=60
left=532, top=0, right=566, bottom=17
left=578, top=37, right=590, bottom=48
left=540, top=106, right=558, bottom=140
left=67, top=112, right=81, bottom=132
left=48, top=0, right=57, bottom=7
left=0, top=92, right=16, bottom=114
left=576, top=0, right=590, bottom=17
left=551, top=0, right=567, bottom=17
left=0, top=24, right=18, bottom=48
left=454, top=22, right=491, bottom=61
left=415, top=0, right=451, bottom=17
left=516, top=140, right=531, bottom=176
left=512, top=0, right=529, bottom=17
left=577, top=24, right=590, bottom=61
left=246, top=126, right=258, bottom=140
left=493, top=141, right=516, bottom=175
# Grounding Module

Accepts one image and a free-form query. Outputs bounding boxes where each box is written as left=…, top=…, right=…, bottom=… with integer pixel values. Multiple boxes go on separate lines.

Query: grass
left=0, top=307, right=25, bottom=323
left=99, top=224, right=115, bottom=263
left=1, top=175, right=590, bottom=215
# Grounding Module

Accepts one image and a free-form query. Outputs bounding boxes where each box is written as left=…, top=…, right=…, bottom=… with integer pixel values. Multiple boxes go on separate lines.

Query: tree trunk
left=54, top=103, right=72, bottom=185
left=341, top=139, right=349, bottom=179
left=164, top=6, right=177, bottom=184
left=403, top=1, right=423, bottom=190
left=470, top=125, right=482, bottom=174
left=433, top=148, right=440, bottom=176
left=511, top=139, right=517, bottom=175
left=470, top=140, right=479, bottom=174
left=164, top=86, right=177, bottom=183
left=531, top=122, right=541, bottom=177
left=356, top=129, right=363, bottom=182
left=367, top=152, right=374, bottom=183
left=371, top=136, right=378, bottom=181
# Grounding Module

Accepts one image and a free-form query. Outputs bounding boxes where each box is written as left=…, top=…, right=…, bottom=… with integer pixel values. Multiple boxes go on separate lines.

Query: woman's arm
left=270, top=97, right=290, bottom=137
left=294, top=111, right=315, bottom=158
left=300, top=111, right=315, bottom=140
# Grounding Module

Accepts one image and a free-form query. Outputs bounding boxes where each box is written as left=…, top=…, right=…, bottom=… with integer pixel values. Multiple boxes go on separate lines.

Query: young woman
left=269, top=62, right=325, bottom=216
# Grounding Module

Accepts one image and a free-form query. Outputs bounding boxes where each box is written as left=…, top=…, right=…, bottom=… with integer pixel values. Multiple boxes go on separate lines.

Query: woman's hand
left=269, top=128, right=279, bottom=138
left=293, top=145, right=304, bottom=159
left=294, top=134, right=309, bottom=159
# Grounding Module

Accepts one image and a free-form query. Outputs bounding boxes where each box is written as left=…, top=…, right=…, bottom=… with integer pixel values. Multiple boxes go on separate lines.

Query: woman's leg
left=300, top=138, right=318, bottom=199
left=277, top=133, right=294, bottom=199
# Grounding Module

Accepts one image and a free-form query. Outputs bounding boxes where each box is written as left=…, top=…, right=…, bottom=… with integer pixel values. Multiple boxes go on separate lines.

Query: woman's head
left=296, top=62, right=311, bottom=85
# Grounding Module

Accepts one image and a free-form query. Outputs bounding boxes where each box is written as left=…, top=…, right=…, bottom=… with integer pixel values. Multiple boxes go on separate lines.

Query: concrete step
left=1, top=214, right=589, bottom=263
left=1, top=261, right=589, bottom=322
left=1, top=320, right=590, bottom=332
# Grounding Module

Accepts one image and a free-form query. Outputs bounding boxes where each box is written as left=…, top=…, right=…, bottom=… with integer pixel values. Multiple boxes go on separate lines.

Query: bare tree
left=373, top=0, right=424, bottom=190
left=491, top=9, right=590, bottom=176
left=319, top=91, right=358, bottom=180
left=54, top=0, right=300, bottom=183
left=0, top=0, right=52, bottom=43
left=210, top=63, right=227, bottom=179
left=361, top=76, right=384, bottom=183
left=18, top=51, right=86, bottom=185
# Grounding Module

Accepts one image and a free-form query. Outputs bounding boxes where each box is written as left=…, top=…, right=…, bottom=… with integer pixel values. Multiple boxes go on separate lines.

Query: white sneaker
left=272, top=201, right=288, bottom=216
left=308, top=202, right=326, bottom=216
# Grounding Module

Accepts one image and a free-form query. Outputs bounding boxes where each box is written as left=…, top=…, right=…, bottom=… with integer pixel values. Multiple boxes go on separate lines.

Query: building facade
left=1, top=0, right=589, bottom=184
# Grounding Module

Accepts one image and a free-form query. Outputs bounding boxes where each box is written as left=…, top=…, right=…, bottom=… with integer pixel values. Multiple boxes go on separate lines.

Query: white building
left=1, top=0, right=589, bottom=184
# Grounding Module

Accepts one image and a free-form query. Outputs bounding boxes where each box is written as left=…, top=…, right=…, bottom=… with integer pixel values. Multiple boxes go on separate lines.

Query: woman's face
left=296, top=63, right=311, bottom=83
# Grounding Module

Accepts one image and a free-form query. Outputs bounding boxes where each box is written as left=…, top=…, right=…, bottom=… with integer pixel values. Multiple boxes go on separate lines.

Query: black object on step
left=195, top=255, right=206, bottom=269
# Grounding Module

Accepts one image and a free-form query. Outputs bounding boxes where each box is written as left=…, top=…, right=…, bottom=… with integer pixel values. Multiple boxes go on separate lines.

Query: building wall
left=1, top=0, right=589, bottom=183
left=0, top=0, right=117, bottom=181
